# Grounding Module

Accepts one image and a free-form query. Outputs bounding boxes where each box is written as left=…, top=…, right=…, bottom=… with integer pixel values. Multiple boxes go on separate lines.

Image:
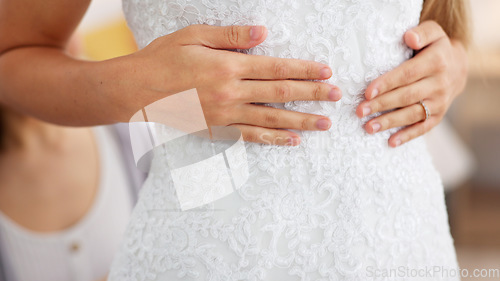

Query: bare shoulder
left=0, top=0, right=92, bottom=54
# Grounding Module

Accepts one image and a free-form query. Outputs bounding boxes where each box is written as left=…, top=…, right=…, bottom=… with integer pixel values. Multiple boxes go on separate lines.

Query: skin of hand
left=356, top=20, right=468, bottom=147
left=108, top=25, right=342, bottom=146
left=0, top=0, right=342, bottom=147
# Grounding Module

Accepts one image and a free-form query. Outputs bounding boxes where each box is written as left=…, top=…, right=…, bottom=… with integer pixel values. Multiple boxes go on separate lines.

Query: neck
left=1, top=110, right=66, bottom=153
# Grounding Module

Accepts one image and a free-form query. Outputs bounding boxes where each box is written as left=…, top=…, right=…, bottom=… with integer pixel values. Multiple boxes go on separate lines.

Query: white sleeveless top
left=110, top=1, right=460, bottom=280
left=0, top=126, right=134, bottom=281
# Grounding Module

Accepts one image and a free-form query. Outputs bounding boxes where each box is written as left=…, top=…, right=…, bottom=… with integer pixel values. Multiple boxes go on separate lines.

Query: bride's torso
left=111, top=1, right=459, bottom=280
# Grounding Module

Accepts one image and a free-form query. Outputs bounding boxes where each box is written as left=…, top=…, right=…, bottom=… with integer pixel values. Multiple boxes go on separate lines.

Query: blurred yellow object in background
left=81, top=19, right=137, bottom=61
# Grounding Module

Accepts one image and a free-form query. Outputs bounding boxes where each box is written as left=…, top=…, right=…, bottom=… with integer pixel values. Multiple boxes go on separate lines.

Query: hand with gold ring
left=355, top=20, right=468, bottom=148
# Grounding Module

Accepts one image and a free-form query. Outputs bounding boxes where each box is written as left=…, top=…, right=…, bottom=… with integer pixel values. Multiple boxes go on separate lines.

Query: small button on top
left=69, top=242, right=80, bottom=253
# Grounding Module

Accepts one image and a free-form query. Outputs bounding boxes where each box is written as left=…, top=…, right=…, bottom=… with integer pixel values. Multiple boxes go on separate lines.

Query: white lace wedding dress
left=109, top=0, right=460, bottom=280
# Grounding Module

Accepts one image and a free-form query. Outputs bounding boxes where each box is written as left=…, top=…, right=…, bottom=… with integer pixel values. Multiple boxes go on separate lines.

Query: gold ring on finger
left=418, top=100, right=431, bottom=121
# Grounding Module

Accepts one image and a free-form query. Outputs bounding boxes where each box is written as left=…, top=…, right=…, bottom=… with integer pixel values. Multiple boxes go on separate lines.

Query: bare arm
left=0, top=0, right=344, bottom=145
left=0, top=0, right=119, bottom=125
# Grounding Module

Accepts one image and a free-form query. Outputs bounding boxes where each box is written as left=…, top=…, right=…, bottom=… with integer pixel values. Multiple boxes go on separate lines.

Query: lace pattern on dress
left=110, top=0, right=460, bottom=280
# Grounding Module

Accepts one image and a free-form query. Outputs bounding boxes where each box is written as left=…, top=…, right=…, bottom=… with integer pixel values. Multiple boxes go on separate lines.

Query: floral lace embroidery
left=110, top=0, right=459, bottom=280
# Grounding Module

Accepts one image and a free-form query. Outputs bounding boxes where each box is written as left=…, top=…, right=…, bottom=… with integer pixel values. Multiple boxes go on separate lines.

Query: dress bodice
left=110, top=1, right=460, bottom=280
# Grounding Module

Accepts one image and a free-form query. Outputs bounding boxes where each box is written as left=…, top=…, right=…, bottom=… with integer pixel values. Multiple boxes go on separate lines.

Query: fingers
left=364, top=103, right=429, bottom=135
left=178, top=25, right=333, bottom=81
left=364, top=21, right=449, bottom=102
left=229, top=124, right=301, bottom=146
left=239, top=80, right=342, bottom=103
left=241, top=55, right=332, bottom=80
left=239, top=104, right=332, bottom=131
left=363, top=36, right=450, bottom=103
left=357, top=78, right=431, bottom=117
left=363, top=53, right=433, bottom=102
left=388, top=116, right=439, bottom=148
left=179, top=25, right=268, bottom=50
left=355, top=21, right=456, bottom=148
left=364, top=98, right=445, bottom=148
left=404, top=20, right=447, bottom=51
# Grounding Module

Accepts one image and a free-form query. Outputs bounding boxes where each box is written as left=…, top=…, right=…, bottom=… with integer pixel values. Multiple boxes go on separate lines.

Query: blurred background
left=444, top=1, right=500, bottom=278
left=71, top=0, right=500, bottom=279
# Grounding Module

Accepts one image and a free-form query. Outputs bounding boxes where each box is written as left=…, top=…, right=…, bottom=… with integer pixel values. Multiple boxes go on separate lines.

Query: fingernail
left=250, top=26, right=263, bottom=41
left=320, top=67, right=332, bottom=79
left=410, top=30, right=420, bottom=47
left=288, top=136, right=301, bottom=146
left=371, top=89, right=379, bottom=99
left=328, top=88, right=342, bottom=101
left=362, top=106, right=371, bottom=117
left=394, top=138, right=402, bottom=147
left=371, top=122, right=381, bottom=133
left=414, top=32, right=420, bottom=45
left=316, top=118, right=332, bottom=130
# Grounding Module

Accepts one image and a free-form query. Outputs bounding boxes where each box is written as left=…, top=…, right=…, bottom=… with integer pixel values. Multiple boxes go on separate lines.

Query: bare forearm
left=0, top=23, right=341, bottom=146
left=0, top=46, right=129, bottom=126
